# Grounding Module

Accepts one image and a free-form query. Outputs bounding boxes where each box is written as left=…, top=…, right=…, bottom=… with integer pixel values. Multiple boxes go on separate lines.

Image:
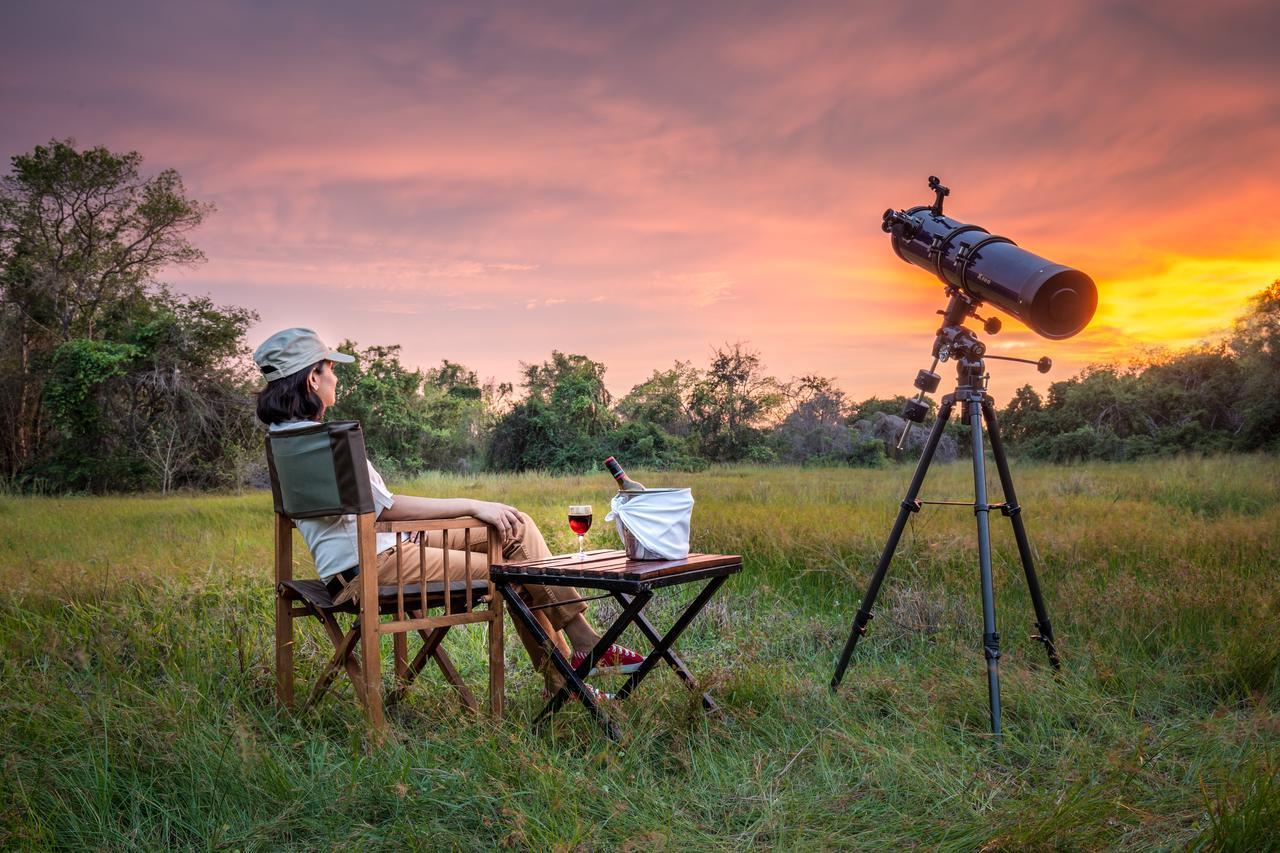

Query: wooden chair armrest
left=373, top=516, right=493, bottom=534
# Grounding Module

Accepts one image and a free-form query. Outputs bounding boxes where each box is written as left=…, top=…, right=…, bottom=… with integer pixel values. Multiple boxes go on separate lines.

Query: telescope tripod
left=830, top=344, right=1061, bottom=736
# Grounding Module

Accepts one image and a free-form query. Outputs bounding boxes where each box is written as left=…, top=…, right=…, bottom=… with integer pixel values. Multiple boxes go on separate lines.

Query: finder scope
left=882, top=177, right=1097, bottom=339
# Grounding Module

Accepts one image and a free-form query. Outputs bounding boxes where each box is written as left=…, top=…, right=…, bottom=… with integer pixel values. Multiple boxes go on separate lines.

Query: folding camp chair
left=266, top=421, right=503, bottom=730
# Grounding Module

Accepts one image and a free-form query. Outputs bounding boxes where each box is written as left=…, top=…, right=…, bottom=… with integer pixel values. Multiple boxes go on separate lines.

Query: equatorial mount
left=897, top=287, right=1052, bottom=448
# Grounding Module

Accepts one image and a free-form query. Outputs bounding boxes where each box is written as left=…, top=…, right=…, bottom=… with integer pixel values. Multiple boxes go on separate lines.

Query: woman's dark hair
left=255, top=361, right=325, bottom=425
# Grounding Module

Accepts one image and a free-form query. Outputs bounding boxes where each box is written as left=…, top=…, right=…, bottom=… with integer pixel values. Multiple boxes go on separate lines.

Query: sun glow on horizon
left=1092, top=253, right=1279, bottom=352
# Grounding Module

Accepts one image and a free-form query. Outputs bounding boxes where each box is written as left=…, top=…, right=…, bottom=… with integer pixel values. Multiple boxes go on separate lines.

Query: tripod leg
left=967, top=397, right=1002, bottom=736
left=831, top=399, right=955, bottom=690
left=981, top=399, right=1061, bottom=670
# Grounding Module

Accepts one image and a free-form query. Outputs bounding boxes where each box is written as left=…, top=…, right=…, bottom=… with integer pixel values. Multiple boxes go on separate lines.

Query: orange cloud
left=2, top=0, right=1277, bottom=403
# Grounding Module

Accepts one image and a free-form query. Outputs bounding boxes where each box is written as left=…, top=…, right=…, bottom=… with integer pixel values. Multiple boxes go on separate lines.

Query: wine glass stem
left=577, top=534, right=585, bottom=558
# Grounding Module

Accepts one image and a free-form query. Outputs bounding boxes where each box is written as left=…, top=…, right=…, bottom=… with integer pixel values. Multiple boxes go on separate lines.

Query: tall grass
left=1, top=456, right=1278, bottom=848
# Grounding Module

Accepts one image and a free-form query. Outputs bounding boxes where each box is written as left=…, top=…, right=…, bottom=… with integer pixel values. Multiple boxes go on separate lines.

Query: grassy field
left=1, top=456, right=1278, bottom=850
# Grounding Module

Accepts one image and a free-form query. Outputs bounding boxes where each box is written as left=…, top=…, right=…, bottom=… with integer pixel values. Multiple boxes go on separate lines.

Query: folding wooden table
left=490, top=549, right=742, bottom=740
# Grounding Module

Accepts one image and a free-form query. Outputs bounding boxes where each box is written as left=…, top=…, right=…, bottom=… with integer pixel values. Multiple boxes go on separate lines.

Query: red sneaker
left=570, top=643, right=645, bottom=676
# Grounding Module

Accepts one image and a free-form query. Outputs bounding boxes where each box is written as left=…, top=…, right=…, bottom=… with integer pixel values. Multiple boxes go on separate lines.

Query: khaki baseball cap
left=253, top=327, right=354, bottom=382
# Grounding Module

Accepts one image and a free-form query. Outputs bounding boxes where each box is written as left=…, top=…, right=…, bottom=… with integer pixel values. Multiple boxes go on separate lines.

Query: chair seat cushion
left=279, top=578, right=489, bottom=615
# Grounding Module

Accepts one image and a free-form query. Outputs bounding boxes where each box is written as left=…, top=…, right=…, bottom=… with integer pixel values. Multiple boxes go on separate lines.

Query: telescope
left=882, top=177, right=1097, bottom=339
left=833, top=176, right=1093, bottom=737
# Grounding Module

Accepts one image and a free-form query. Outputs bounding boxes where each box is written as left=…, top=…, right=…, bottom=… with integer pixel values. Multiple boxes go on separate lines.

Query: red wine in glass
left=568, top=504, right=592, bottom=559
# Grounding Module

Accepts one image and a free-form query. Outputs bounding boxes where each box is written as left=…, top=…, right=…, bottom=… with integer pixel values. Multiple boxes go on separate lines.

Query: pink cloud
left=2, top=0, right=1278, bottom=404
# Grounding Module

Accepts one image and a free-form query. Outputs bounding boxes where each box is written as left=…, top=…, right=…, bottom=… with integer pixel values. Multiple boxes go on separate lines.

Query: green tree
left=522, top=351, right=615, bottom=437
left=1137, top=345, right=1242, bottom=449
left=0, top=139, right=217, bottom=485
left=488, top=351, right=617, bottom=472
left=427, top=359, right=482, bottom=399
left=1231, top=280, right=1280, bottom=450
left=27, top=290, right=257, bottom=492
left=687, top=343, right=783, bottom=462
left=616, top=361, right=697, bottom=437
left=486, top=396, right=562, bottom=472
left=1000, top=384, right=1044, bottom=444
left=604, top=419, right=699, bottom=470
left=776, top=375, right=853, bottom=463
left=39, top=339, right=140, bottom=487
left=116, top=292, right=259, bottom=492
left=330, top=345, right=489, bottom=475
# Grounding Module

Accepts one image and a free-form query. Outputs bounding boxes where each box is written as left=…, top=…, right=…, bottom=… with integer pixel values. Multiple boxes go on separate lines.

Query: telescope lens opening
left=1029, top=269, right=1097, bottom=339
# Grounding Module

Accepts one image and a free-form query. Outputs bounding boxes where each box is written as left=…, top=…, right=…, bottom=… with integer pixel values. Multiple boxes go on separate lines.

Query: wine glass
left=567, top=504, right=592, bottom=560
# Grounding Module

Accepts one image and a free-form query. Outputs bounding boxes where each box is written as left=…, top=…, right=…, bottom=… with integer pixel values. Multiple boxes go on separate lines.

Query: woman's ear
left=306, top=365, right=321, bottom=394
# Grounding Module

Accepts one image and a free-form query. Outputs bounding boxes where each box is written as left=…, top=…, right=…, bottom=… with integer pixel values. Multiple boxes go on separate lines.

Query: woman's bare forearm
left=380, top=495, right=525, bottom=541
left=379, top=495, right=477, bottom=521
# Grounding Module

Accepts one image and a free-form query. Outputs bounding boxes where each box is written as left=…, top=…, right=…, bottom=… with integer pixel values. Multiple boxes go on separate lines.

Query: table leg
left=569, top=589, right=653, bottom=684
left=615, top=575, right=727, bottom=702
left=496, top=581, right=625, bottom=741
left=614, top=589, right=720, bottom=713
left=539, top=589, right=652, bottom=731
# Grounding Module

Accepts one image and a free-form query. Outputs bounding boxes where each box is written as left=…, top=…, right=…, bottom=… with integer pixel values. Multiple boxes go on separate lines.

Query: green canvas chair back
left=264, top=420, right=374, bottom=519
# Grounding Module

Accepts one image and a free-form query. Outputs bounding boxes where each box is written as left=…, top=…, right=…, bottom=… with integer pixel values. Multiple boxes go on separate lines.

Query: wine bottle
left=604, top=456, right=646, bottom=491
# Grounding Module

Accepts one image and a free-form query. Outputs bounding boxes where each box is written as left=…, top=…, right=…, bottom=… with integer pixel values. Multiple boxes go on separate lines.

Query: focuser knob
left=1037, top=356, right=1052, bottom=374
left=882, top=208, right=917, bottom=237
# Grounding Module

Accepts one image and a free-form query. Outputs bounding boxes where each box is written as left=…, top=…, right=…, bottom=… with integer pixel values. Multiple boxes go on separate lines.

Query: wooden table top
left=492, top=549, right=742, bottom=582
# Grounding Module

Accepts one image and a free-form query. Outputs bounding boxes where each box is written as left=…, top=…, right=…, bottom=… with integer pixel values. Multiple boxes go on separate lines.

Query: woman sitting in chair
left=253, top=327, right=641, bottom=698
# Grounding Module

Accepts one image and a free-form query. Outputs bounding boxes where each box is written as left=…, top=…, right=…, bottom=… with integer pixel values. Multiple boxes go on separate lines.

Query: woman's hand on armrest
left=379, top=495, right=524, bottom=542
left=468, top=500, right=524, bottom=542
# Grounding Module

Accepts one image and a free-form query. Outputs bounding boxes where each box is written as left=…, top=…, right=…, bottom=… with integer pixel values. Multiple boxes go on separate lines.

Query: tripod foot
left=1030, top=619, right=1061, bottom=670
left=831, top=608, right=875, bottom=690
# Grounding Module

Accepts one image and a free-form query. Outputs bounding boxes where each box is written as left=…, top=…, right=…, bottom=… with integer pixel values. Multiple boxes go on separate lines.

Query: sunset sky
left=3, top=0, right=1278, bottom=404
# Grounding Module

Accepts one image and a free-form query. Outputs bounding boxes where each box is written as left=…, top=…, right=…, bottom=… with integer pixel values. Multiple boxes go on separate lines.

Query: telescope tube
left=883, top=205, right=1097, bottom=340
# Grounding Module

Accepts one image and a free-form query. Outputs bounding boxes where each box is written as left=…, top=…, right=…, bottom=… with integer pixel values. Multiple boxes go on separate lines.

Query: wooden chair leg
left=489, top=601, right=504, bottom=718
left=275, top=593, right=295, bottom=708
left=274, top=514, right=295, bottom=709
left=357, top=518, right=385, bottom=733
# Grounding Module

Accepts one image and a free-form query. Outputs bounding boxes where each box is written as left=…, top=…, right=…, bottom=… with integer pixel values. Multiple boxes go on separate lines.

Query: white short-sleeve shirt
left=269, top=420, right=397, bottom=579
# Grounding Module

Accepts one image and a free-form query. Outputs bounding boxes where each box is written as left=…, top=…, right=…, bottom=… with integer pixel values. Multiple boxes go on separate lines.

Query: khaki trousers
left=355, top=513, right=588, bottom=688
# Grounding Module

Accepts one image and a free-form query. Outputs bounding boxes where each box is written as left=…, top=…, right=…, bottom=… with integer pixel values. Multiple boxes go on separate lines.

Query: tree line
left=1000, top=287, right=1279, bottom=463
left=3, top=141, right=1277, bottom=493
